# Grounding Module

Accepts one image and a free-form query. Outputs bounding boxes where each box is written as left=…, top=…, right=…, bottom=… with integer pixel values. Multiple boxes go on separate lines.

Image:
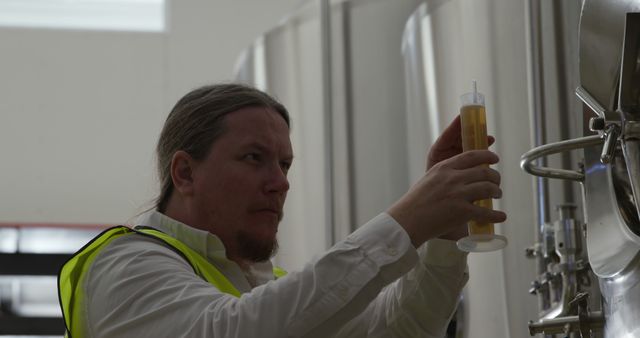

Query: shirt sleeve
left=84, top=213, right=461, bottom=338
left=332, top=236, right=469, bottom=337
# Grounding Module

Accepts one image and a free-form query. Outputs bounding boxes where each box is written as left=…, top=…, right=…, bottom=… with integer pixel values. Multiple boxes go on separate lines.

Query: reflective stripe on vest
left=58, top=225, right=286, bottom=338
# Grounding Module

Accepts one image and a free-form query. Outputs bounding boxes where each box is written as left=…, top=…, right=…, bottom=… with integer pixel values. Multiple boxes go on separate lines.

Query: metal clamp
left=529, top=292, right=604, bottom=337
left=576, top=86, right=606, bottom=118
left=590, top=116, right=621, bottom=163
left=601, top=124, right=621, bottom=163
left=520, top=135, right=604, bottom=181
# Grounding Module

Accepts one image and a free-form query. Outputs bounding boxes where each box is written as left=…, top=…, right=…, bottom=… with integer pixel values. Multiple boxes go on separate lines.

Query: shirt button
left=387, top=246, right=398, bottom=256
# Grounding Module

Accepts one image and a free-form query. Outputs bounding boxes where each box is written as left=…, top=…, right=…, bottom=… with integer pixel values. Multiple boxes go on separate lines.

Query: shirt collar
left=136, top=210, right=228, bottom=262
left=134, top=210, right=275, bottom=288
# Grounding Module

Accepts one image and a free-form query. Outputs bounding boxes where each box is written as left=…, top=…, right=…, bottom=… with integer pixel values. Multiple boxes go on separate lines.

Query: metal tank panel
left=580, top=0, right=640, bottom=279
left=580, top=0, right=640, bottom=111
left=522, top=0, right=640, bottom=336
left=580, top=1, right=640, bottom=337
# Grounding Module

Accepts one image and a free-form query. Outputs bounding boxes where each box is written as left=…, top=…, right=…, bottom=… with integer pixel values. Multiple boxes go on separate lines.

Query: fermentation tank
left=522, top=0, right=640, bottom=336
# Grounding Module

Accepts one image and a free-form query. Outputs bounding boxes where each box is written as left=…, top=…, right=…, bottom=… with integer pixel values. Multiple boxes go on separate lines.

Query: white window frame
left=0, top=0, right=166, bottom=32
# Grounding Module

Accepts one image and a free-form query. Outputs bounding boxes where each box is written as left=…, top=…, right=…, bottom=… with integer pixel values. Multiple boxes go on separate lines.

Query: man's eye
left=244, top=153, right=261, bottom=162
left=281, top=161, right=292, bottom=172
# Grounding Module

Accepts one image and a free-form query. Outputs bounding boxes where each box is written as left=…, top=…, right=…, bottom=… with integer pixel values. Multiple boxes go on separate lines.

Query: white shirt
left=83, top=211, right=468, bottom=337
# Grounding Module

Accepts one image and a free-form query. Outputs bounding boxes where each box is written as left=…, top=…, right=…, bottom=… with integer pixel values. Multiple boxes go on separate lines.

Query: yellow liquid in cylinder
left=460, top=104, right=494, bottom=236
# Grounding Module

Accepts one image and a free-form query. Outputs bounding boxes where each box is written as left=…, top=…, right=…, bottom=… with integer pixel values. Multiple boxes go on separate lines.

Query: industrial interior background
left=2, top=0, right=639, bottom=337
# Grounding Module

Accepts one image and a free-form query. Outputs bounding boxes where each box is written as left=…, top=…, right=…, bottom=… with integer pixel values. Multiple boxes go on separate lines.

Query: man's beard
left=236, top=229, right=279, bottom=263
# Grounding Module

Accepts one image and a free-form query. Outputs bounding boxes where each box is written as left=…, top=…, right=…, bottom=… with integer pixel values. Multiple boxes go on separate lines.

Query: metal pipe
left=525, top=0, right=551, bottom=313
left=520, top=135, right=603, bottom=181
left=529, top=312, right=604, bottom=336
left=531, top=315, right=580, bottom=335
left=526, top=0, right=550, bottom=223
left=540, top=205, right=579, bottom=321
left=342, top=2, right=358, bottom=233
left=552, top=0, right=576, bottom=204
left=320, top=0, right=335, bottom=247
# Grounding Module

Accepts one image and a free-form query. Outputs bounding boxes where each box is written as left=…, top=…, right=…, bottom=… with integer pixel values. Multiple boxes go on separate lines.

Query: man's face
left=190, top=106, right=292, bottom=263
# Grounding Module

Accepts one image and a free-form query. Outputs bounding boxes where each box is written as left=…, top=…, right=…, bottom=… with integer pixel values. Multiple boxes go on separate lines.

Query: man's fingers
left=460, top=182, right=502, bottom=201
left=440, top=116, right=461, bottom=143
left=458, top=166, right=501, bottom=185
left=470, top=206, right=507, bottom=224
left=445, top=150, right=499, bottom=170
left=437, top=118, right=494, bottom=148
left=434, top=116, right=461, bottom=146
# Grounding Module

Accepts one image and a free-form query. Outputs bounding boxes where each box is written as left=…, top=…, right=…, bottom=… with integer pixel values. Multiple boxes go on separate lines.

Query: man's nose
left=265, top=164, right=290, bottom=193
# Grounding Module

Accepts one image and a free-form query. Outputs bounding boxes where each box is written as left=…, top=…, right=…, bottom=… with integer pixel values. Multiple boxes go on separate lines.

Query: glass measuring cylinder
left=456, top=81, right=507, bottom=252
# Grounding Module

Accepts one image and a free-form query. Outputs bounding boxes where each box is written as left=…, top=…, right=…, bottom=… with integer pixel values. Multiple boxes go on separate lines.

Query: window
left=0, top=0, right=165, bottom=32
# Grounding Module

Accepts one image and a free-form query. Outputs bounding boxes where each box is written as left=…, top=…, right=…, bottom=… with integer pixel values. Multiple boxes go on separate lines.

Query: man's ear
left=171, top=150, right=196, bottom=196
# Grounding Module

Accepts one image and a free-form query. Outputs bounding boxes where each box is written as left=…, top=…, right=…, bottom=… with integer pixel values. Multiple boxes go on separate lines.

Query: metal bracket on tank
left=520, top=86, right=625, bottom=181
left=577, top=86, right=622, bottom=164
left=520, top=133, right=603, bottom=182
left=528, top=292, right=604, bottom=337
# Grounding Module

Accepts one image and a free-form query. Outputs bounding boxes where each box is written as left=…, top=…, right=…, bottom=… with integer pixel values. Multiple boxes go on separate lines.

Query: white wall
left=0, top=0, right=301, bottom=224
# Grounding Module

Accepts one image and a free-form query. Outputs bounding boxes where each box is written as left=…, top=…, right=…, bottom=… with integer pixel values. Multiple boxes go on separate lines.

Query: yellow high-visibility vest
left=58, top=225, right=287, bottom=338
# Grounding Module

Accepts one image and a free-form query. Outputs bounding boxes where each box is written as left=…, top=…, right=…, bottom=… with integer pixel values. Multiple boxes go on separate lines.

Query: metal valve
left=525, top=245, right=539, bottom=258
left=600, top=124, right=620, bottom=163
left=587, top=116, right=620, bottom=164
left=529, top=280, right=542, bottom=295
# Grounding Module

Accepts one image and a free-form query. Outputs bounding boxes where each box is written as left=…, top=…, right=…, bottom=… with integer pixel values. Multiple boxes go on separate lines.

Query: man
left=59, top=83, right=505, bottom=337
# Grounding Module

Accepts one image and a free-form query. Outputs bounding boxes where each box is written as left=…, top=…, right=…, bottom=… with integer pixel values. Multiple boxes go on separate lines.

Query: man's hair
left=155, top=83, right=290, bottom=212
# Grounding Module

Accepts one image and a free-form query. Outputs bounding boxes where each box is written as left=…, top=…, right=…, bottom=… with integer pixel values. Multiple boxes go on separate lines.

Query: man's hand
left=428, top=116, right=498, bottom=241
left=427, top=115, right=495, bottom=169
left=388, top=117, right=505, bottom=247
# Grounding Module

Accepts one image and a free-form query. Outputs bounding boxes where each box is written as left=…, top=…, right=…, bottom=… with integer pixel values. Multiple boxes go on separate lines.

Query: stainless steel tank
left=523, top=0, right=640, bottom=336
left=581, top=1, right=640, bottom=336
